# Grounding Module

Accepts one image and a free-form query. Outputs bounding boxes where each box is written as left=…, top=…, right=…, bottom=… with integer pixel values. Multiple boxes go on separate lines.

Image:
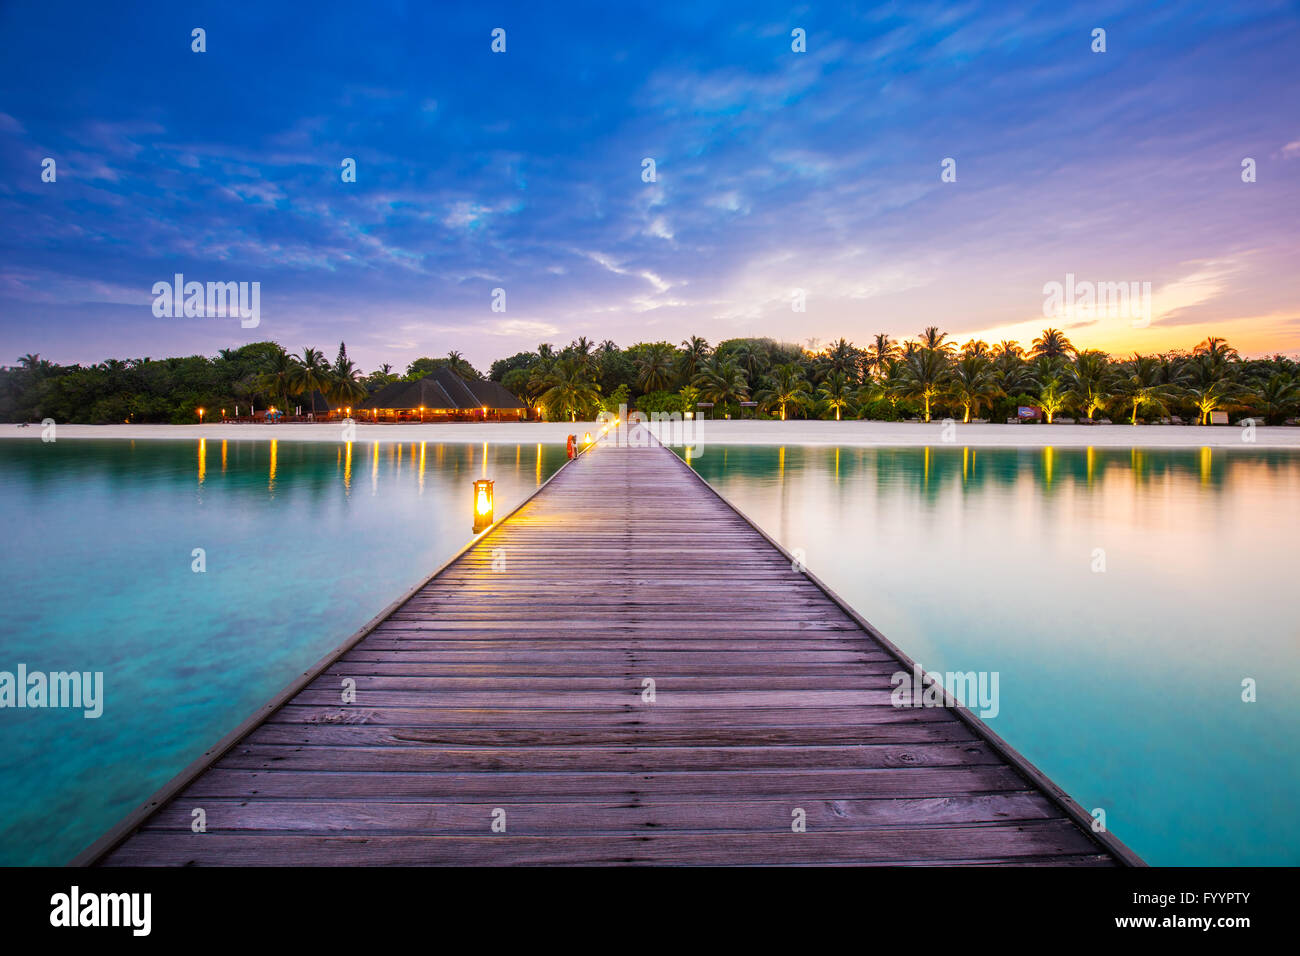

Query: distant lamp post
left=583, top=432, right=593, bottom=444
left=419, top=405, right=425, bottom=423
left=197, top=407, right=205, bottom=424
left=472, top=479, right=495, bottom=533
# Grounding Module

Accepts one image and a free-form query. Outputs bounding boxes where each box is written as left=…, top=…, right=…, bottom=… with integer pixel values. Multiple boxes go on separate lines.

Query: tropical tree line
left=490, top=330, right=1300, bottom=426
left=3, top=331, right=1298, bottom=425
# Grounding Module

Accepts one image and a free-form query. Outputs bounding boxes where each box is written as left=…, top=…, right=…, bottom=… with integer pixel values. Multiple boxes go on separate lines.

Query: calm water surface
left=0, top=438, right=563, bottom=865
left=682, top=444, right=1300, bottom=866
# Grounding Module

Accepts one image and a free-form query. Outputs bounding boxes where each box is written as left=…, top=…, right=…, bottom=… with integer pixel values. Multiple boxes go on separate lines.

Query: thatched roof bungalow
left=358, top=367, right=527, bottom=421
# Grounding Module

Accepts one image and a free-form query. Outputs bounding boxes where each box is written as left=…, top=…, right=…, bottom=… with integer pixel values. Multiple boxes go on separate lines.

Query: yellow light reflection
left=1200, top=446, right=1212, bottom=486
left=418, top=441, right=427, bottom=495
left=198, top=438, right=206, bottom=486
left=344, top=441, right=352, bottom=495
left=1043, top=446, right=1054, bottom=487
left=221, top=439, right=227, bottom=472
left=372, top=442, right=379, bottom=494
left=268, top=439, right=278, bottom=492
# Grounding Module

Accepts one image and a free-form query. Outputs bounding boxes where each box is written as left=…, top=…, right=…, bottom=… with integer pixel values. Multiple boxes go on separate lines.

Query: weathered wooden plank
left=138, top=793, right=1059, bottom=833
left=265, top=704, right=961, bottom=728
left=169, top=765, right=1038, bottom=800
left=242, top=722, right=979, bottom=748
left=216, top=741, right=1000, bottom=773
left=104, top=820, right=1102, bottom=866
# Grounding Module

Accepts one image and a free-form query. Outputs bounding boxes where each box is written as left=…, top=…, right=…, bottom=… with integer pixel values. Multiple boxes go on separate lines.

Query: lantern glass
left=472, top=479, right=495, bottom=532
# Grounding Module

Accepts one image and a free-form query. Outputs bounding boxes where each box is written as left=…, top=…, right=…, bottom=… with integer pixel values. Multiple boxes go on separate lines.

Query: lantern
left=472, top=479, right=495, bottom=532
left=197, top=407, right=205, bottom=424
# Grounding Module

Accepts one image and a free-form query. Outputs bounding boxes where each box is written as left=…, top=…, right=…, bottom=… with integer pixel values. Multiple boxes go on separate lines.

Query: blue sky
left=1, top=0, right=1298, bottom=372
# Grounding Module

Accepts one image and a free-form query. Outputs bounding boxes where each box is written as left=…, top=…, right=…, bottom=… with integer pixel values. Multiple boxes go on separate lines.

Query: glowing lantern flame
left=472, top=478, right=495, bottom=532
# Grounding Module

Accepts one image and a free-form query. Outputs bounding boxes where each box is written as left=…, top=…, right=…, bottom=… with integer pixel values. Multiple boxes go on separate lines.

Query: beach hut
left=357, top=367, right=528, bottom=422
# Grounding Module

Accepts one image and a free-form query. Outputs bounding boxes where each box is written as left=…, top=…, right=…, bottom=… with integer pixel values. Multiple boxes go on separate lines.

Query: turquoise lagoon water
left=0, top=438, right=563, bottom=865
left=680, top=444, right=1300, bottom=866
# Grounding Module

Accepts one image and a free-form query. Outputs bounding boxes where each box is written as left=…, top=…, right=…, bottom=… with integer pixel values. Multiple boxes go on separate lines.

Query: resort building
left=357, top=367, right=528, bottom=422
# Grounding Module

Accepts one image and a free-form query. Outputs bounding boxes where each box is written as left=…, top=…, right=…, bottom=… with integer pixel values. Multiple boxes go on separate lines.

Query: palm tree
left=948, top=355, right=1002, bottom=423
left=816, top=371, right=853, bottom=420
left=985, top=342, right=1027, bottom=395
left=864, top=334, right=898, bottom=380
left=443, top=350, right=479, bottom=380
left=1183, top=351, right=1231, bottom=389
left=898, top=348, right=952, bottom=422
left=878, top=359, right=908, bottom=410
left=635, top=343, right=677, bottom=393
left=326, top=364, right=368, bottom=411
left=1068, top=350, right=1117, bottom=420
left=1194, top=337, right=1239, bottom=362
left=961, top=339, right=991, bottom=359
left=257, top=350, right=297, bottom=411
left=854, top=378, right=885, bottom=414
left=726, top=339, right=770, bottom=382
left=920, top=326, right=955, bottom=355
left=757, top=363, right=812, bottom=420
left=289, top=347, right=331, bottom=400
left=538, top=357, right=601, bottom=422
left=1118, top=354, right=1181, bottom=425
left=1185, top=379, right=1244, bottom=425
left=693, top=358, right=750, bottom=411
left=563, top=337, right=596, bottom=380
left=678, top=336, right=710, bottom=381
left=1248, top=373, right=1299, bottom=425
left=822, top=338, right=858, bottom=382
left=1035, top=374, right=1071, bottom=424
left=1029, top=352, right=1069, bottom=384
left=526, top=358, right=557, bottom=402
left=1030, top=328, right=1074, bottom=359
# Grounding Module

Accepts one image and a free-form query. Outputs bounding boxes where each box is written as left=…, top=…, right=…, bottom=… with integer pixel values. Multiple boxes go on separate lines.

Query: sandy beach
left=3, top=419, right=1297, bottom=448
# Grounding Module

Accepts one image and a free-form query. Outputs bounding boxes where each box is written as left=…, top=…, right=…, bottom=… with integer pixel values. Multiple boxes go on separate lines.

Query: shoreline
left=3, top=420, right=1298, bottom=448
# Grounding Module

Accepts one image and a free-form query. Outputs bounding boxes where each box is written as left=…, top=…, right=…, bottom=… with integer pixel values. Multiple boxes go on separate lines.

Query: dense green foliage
left=3, top=330, right=1298, bottom=425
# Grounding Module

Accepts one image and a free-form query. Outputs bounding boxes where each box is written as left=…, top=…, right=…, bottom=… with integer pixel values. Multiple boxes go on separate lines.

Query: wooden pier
left=80, top=431, right=1141, bottom=866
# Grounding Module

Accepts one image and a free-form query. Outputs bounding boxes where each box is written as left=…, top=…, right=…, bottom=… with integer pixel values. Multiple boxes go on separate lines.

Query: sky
left=1, top=0, right=1298, bottom=374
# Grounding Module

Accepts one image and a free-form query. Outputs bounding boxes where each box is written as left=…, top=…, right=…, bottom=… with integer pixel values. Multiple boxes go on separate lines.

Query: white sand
left=3, top=419, right=1297, bottom=448
left=661, top=419, right=1300, bottom=448
left=0, top=422, right=584, bottom=445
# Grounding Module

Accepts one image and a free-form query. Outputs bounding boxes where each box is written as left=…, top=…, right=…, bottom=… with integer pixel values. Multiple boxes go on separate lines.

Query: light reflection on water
left=0, top=438, right=563, bottom=865
left=682, top=444, right=1300, bottom=866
